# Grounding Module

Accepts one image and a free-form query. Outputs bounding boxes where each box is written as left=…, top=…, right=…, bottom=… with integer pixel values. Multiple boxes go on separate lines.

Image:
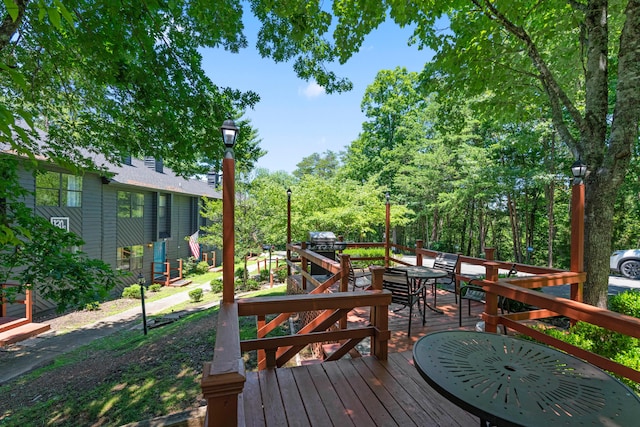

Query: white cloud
left=299, top=81, right=326, bottom=98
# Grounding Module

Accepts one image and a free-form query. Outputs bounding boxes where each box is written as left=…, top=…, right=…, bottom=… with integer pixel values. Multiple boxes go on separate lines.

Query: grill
left=307, top=231, right=346, bottom=275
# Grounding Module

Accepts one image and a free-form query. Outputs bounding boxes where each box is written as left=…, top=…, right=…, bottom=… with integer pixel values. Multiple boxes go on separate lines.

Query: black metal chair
left=458, top=264, right=518, bottom=330
left=431, top=252, right=460, bottom=305
left=382, top=268, right=427, bottom=336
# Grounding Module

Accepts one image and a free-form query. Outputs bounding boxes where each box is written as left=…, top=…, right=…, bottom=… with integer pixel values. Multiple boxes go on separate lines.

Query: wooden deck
left=243, top=291, right=486, bottom=426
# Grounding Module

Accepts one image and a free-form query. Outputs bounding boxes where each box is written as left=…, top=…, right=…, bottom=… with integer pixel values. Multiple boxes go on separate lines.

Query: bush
left=210, top=278, right=223, bottom=293
left=609, top=290, right=640, bottom=318
left=148, top=284, right=162, bottom=292
left=182, top=257, right=198, bottom=276
left=188, top=288, right=203, bottom=302
left=122, top=284, right=142, bottom=299
left=84, top=301, right=101, bottom=311
left=235, top=266, right=246, bottom=279
left=196, top=261, right=210, bottom=275
left=343, top=247, right=385, bottom=267
left=235, top=278, right=261, bottom=292
left=259, top=269, right=270, bottom=282
left=275, top=267, right=287, bottom=282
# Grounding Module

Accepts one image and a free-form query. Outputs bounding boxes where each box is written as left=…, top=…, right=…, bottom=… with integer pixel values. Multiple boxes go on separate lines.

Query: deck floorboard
left=243, top=291, right=486, bottom=426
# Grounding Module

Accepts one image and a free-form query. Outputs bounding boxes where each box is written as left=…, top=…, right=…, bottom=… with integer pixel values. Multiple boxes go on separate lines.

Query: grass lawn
left=0, top=285, right=288, bottom=427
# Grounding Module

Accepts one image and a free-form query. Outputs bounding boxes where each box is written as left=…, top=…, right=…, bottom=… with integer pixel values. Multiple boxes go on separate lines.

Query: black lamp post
left=138, top=272, right=147, bottom=335
left=221, top=119, right=239, bottom=303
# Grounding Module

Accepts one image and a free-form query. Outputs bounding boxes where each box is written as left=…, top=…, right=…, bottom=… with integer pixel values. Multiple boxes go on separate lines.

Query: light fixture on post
left=571, top=160, right=587, bottom=184
left=570, top=159, right=586, bottom=302
left=385, top=192, right=390, bottom=268
left=137, top=272, right=148, bottom=335
left=221, top=118, right=239, bottom=303
left=286, top=188, right=292, bottom=277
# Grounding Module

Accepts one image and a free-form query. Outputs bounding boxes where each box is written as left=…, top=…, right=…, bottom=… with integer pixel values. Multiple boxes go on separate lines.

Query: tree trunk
left=507, top=194, right=522, bottom=263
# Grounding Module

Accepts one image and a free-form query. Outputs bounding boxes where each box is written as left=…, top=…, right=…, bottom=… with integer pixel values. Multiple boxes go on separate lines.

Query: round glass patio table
left=413, top=330, right=640, bottom=427
left=393, top=265, right=447, bottom=313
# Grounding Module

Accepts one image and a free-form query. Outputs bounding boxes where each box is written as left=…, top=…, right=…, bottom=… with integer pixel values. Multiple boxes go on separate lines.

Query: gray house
left=6, top=152, right=221, bottom=317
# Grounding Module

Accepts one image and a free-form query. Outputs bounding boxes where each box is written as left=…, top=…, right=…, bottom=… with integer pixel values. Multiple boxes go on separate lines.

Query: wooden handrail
left=201, top=302, right=245, bottom=427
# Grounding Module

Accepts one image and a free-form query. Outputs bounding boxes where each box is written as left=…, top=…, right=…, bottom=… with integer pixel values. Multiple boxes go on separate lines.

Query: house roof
left=98, top=156, right=221, bottom=199
left=1, top=133, right=221, bottom=199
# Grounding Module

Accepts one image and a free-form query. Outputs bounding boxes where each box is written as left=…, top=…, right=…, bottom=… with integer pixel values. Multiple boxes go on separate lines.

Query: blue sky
left=201, top=17, right=433, bottom=174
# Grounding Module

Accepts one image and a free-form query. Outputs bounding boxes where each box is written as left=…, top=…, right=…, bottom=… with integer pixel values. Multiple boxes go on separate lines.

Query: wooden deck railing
left=203, top=240, right=640, bottom=426
left=151, top=259, right=183, bottom=286
left=0, top=284, right=33, bottom=332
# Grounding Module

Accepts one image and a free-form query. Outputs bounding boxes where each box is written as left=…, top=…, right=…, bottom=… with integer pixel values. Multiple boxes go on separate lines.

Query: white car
left=610, top=249, right=640, bottom=279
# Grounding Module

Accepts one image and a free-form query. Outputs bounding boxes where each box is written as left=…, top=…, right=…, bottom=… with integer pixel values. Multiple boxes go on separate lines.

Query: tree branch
left=0, top=0, right=29, bottom=52
left=471, top=0, right=584, bottom=152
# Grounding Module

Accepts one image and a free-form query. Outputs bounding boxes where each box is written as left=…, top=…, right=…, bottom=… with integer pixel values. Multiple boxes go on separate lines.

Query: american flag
left=189, top=231, right=200, bottom=259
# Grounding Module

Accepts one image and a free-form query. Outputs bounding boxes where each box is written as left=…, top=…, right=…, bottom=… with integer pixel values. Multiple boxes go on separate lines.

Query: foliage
left=196, top=261, right=210, bottom=275
left=210, top=278, right=223, bottom=293
left=234, top=267, right=246, bottom=279
left=188, top=288, right=203, bottom=302
left=83, top=301, right=101, bottom=311
left=0, top=0, right=262, bottom=176
left=0, top=158, right=121, bottom=312
left=609, top=290, right=640, bottom=319
left=259, top=269, right=270, bottom=282
left=275, top=267, right=288, bottom=282
left=293, top=151, right=340, bottom=179
left=148, top=284, right=162, bottom=293
left=236, top=278, right=261, bottom=292
left=122, top=285, right=142, bottom=300
left=343, top=247, right=386, bottom=268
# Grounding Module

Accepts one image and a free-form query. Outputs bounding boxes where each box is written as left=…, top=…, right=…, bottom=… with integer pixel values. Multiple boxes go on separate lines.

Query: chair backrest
left=433, top=253, right=459, bottom=274
left=382, top=269, right=412, bottom=306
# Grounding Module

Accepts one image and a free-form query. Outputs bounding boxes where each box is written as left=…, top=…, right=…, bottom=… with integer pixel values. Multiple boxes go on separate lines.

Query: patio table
left=393, top=265, right=447, bottom=313
left=413, top=330, right=640, bottom=427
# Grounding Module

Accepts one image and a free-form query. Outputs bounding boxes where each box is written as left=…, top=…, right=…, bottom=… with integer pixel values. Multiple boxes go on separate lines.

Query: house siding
left=3, top=155, right=221, bottom=319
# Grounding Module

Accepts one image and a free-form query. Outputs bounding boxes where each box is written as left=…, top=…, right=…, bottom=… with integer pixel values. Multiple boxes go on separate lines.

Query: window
left=117, top=191, right=144, bottom=218
left=36, top=171, right=82, bottom=207
left=116, top=245, right=143, bottom=271
left=158, top=193, right=171, bottom=238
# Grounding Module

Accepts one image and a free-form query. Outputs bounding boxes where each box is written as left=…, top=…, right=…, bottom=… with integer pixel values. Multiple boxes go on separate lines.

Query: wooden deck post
left=482, top=262, right=500, bottom=333
left=301, top=242, right=308, bottom=290
left=416, top=240, right=423, bottom=266
left=201, top=302, right=245, bottom=427
left=339, top=254, right=350, bottom=329
left=369, top=267, right=389, bottom=360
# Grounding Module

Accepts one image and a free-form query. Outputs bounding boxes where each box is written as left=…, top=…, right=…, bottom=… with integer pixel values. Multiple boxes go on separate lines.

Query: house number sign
left=50, top=217, right=70, bottom=231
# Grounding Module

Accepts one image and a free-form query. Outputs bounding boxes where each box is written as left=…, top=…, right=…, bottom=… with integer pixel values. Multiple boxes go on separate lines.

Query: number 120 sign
left=50, top=217, right=70, bottom=231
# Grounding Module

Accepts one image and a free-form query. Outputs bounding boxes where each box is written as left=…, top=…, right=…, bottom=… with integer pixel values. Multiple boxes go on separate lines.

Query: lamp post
left=286, top=188, right=292, bottom=276
left=221, top=119, right=239, bottom=303
left=570, top=159, right=586, bottom=302
left=137, top=272, right=147, bottom=335
left=385, top=192, right=390, bottom=268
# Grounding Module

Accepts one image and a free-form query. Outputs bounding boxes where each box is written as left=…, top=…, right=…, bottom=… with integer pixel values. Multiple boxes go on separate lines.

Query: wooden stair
left=0, top=318, right=50, bottom=347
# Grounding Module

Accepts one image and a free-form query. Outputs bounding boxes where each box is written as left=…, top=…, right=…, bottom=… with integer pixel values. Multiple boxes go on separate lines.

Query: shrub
left=609, top=290, right=640, bottom=318
left=122, top=284, right=142, bottom=299
left=210, top=278, right=223, bottom=293
left=275, top=267, right=287, bottom=282
left=235, top=278, right=261, bottom=292
left=188, top=288, right=203, bottom=302
left=84, top=301, right=101, bottom=311
left=149, top=284, right=162, bottom=292
left=235, top=266, right=246, bottom=279
left=182, top=257, right=198, bottom=276
left=196, top=261, right=210, bottom=275
left=259, top=269, right=270, bottom=282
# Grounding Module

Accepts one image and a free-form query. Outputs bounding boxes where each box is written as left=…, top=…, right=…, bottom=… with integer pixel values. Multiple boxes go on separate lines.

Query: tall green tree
left=252, top=1, right=640, bottom=307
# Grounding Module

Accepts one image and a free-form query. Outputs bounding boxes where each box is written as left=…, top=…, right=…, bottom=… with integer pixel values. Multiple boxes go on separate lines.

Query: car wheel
left=620, top=259, right=640, bottom=279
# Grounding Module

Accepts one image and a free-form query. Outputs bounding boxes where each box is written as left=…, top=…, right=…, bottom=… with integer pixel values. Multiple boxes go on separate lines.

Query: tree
left=293, top=151, right=340, bottom=179
left=1, top=1, right=261, bottom=175
left=251, top=1, right=640, bottom=307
